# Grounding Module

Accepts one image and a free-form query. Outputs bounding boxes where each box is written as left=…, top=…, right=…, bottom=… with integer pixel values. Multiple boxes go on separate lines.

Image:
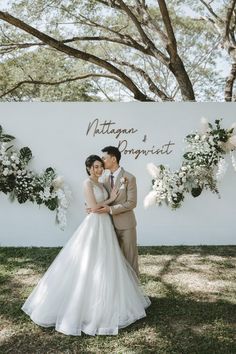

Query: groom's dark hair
left=101, top=146, right=121, bottom=163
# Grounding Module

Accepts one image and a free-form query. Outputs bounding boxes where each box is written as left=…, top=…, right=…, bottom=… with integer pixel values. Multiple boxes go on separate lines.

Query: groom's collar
left=111, top=166, right=122, bottom=178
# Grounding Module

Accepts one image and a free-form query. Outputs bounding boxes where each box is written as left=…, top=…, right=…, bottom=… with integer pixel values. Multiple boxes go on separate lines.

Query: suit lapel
left=101, top=171, right=111, bottom=193
left=114, top=167, right=124, bottom=190
left=104, top=167, right=125, bottom=195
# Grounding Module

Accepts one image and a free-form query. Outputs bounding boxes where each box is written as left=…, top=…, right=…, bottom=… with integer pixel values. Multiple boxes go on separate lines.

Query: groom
left=96, top=146, right=140, bottom=279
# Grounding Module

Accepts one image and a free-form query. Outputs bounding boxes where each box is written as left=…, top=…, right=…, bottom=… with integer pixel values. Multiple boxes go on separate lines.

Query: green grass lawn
left=0, top=246, right=236, bottom=354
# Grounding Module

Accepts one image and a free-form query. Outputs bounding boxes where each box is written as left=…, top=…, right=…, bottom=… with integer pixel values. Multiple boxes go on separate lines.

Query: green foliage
left=0, top=124, right=70, bottom=229
left=17, top=191, right=29, bottom=204
left=171, top=191, right=184, bottom=204
left=0, top=174, right=15, bottom=194
left=191, top=186, right=202, bottom=197
left=183, top=152, right=195, bottom=160
left=147, top=118, right=234, bottom=210
left=0, top=47, right=100, bottom=101
left=0, top=0, right=227, bottom=101
left=45, top=197, right=58, bottom=210
left=0, top=126, right=15, bottom=142
left=19, top=147, right=32, bottom=164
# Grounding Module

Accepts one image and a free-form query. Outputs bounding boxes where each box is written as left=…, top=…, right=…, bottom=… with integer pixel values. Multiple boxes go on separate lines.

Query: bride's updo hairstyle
left=85, top=155, right=104, bottom=175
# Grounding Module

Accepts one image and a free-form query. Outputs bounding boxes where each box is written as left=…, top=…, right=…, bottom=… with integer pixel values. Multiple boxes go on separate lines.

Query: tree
left=188, top=0, right=236, bottom=101
left=0, top=0, right=232, bottom=101
left=0, top=48, right=100, bottom=101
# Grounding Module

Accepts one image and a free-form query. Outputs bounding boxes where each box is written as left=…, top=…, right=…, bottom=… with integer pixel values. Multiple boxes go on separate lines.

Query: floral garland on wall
left=144, top=118, right=236, bottom=210
left=0, top=125, right=72, bottom=230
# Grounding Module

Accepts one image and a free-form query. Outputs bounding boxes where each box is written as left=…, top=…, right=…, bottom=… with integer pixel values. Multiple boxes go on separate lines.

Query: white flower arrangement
left=144, top=164, right=185, bottom=209
left=230, top=150, right=236, bottom=172
left=216, top=158, right=228, bottom=181
left=144, top=118, right=236, bottom=210
left=0, top=125, right=71, bottom=230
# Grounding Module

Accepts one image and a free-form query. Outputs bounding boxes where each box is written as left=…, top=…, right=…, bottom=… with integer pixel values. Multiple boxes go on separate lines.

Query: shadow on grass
left=123, top=295, right=236, bottom=354
left=138, top=245, right=236, bottom=257
left=0, top=247, right=61, bottom=273
left=0, top=247, right=236, bottom=354
left=1, top=291, right=235, bottom=353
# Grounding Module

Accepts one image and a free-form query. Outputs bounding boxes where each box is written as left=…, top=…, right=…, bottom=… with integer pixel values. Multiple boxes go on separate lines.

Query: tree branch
left=95, top=0, right=170, bottom=66
left=225, top=62, right=236, bottom=101
left=157, top=0, right=177, bottom=53
left=116, top=0, right=153, bottom=45
left=156, top=0, right=195, bottom=100
left=0, top=34, right=152, bottom=57
left=225, top=0, right=236, bottom=38
left=110, top=58, right=173, bottom=101
left=0, top=73, right=124, bottom=99
left=62, top=3, right=171, bottom=66
left=199, top=0, right=222, bottom=22
left=0, top=11, right=152, bottom=101
left=198, top=0, right=236, bottom=101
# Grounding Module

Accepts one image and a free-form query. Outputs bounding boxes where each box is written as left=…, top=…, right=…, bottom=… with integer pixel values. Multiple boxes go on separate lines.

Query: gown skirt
left=21, top=212, right=151, bottom=336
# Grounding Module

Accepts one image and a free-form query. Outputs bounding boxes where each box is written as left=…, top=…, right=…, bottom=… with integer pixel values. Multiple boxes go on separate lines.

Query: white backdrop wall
left=0, top=102, right=236, bottom=247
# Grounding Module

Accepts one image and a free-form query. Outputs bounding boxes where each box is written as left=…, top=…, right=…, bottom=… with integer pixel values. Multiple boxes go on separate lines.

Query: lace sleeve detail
left=83, top=179, right=99, bottom=209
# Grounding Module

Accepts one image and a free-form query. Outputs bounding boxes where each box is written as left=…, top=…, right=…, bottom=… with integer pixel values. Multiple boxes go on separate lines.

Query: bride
left=21, top=155, right=151, bottom=336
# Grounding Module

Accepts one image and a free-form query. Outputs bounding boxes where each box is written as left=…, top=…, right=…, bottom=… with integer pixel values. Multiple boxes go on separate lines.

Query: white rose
left=52, top=176, right=64, bottom=189
left=44, top=187, right=51, bottom=198
left=3, top=160, right=10, bottom=166
left=3, top=168, right=9, bottom=176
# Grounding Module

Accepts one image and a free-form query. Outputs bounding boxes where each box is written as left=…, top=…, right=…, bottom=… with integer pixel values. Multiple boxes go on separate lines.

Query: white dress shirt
left=110, top=166, right=121, bottom=186
left=109, top=166, right=121, bottom=215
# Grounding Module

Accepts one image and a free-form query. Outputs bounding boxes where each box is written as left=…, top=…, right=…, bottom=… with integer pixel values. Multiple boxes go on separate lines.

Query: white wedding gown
left=21, top=182, right=151, bottom=336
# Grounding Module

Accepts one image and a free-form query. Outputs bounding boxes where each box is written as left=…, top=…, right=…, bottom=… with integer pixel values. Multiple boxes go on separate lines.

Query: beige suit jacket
left=103, top=167, right=137, bottom=230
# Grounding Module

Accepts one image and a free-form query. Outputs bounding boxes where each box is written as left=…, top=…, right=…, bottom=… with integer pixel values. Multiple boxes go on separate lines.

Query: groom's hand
left=95, top=205, right=110, bottom=214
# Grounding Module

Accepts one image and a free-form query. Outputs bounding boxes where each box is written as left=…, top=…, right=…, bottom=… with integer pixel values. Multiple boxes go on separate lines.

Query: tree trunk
left=225, top=62, right=236, bottom=101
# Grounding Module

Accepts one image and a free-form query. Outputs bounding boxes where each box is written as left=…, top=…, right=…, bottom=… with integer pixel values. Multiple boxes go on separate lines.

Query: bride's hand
left=110, top=187, right=118, bottom=201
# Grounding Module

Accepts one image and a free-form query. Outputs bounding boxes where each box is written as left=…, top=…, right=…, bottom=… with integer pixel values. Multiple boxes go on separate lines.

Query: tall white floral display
left=0, top=125, right=71, bottom=230
left=144, top=118, right=236, bottom=210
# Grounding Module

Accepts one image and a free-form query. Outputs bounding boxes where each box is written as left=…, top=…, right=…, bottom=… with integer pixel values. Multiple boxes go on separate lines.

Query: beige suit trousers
left=115, top=227, right=140, bottom=279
